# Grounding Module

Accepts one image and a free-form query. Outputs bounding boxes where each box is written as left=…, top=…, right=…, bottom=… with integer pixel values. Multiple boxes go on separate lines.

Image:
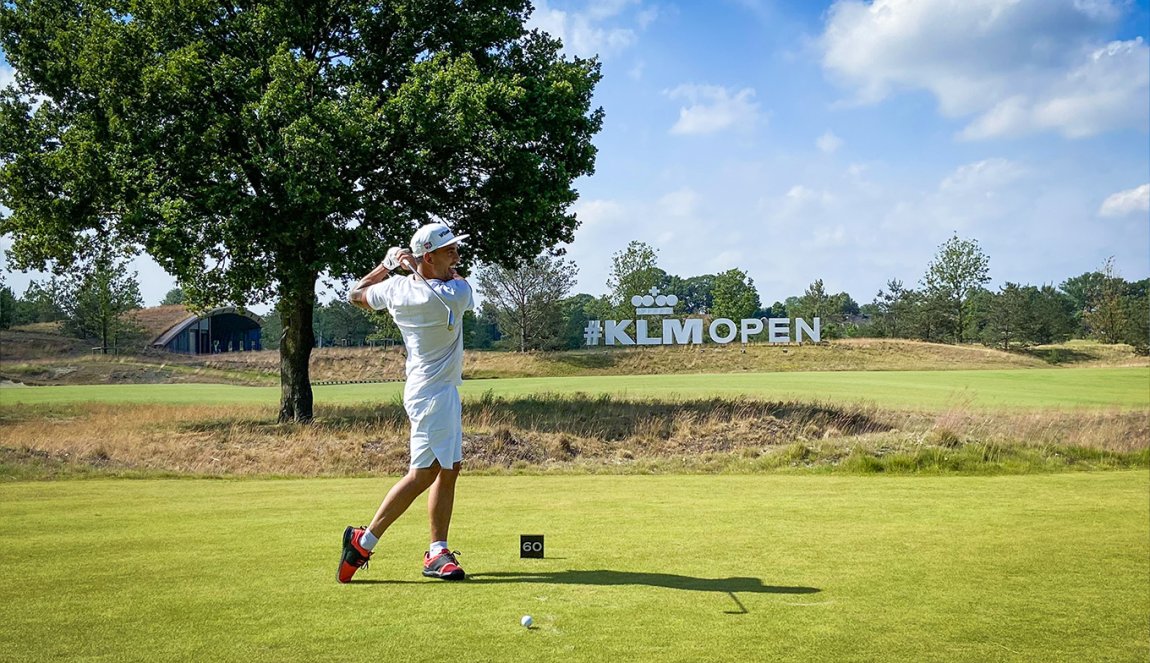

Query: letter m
left=663, top=318, right=703, bottom=345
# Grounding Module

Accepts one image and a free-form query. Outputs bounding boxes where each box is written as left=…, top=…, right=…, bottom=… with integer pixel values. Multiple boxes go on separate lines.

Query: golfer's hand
left=384, top=247, right=415, bottom=272
left=397, top=250, right=418, bottom=272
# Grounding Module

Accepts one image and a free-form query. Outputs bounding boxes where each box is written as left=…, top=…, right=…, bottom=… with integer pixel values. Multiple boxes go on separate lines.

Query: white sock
left=430, top=540, right=448, bottom=555
left=359, top=529, right=379, bottom=551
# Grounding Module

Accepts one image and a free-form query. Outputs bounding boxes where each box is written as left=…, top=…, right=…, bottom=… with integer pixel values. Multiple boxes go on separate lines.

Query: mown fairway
left=2, top=366, right=1148, bottom=410
left=1, top=473, right=1146, bottom=662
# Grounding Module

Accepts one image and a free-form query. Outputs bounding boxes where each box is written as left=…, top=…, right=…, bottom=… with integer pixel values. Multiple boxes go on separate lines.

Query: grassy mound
left=3, top=337, right=1146, bottom=386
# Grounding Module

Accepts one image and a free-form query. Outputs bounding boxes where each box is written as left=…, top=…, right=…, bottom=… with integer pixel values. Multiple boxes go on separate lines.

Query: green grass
left=2, top=366, right=1147, bottom=410
left=1, top=473, right=1146, bottom=661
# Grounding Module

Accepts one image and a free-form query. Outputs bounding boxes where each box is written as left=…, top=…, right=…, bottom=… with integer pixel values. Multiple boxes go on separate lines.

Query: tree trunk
left=278, top=274, right=317, bottom=423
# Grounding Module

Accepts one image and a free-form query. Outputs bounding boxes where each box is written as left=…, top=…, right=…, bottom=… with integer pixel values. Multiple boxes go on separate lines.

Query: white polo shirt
left=366, top=274, right=474, bottom=399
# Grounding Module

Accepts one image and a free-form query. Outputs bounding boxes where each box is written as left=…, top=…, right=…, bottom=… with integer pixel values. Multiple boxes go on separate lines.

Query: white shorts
left=404, top=386, right=463, bottom=469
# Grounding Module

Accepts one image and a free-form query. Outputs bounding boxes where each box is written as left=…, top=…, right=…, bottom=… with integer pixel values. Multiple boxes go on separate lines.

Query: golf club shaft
left=412, top=269, right=456, bottom=329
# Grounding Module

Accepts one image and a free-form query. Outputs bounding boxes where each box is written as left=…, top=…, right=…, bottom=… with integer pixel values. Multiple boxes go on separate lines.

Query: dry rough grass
left=2, top=395, right=1145, bottom=478
left=919, top=406, right=1150, bottom=453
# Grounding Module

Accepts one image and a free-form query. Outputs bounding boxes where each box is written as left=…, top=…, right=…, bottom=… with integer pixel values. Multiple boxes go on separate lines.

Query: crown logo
left=631, top=287, right=678, bottom=316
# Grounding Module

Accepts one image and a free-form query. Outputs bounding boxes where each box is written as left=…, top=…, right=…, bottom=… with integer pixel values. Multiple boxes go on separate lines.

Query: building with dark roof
left=137, top=305, right=263, bottom=354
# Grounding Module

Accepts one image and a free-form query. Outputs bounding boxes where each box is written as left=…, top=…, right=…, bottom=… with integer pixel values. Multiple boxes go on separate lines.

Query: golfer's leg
left=367, top=463, right=441, bottom=537
left=428, top=462, right=462, bottom=543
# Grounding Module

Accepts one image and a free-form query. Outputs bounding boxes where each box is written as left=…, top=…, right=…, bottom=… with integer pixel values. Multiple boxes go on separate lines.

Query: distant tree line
left=1, top=245, right=144, bottom=353
left=470, top=236, right=1149, bottom=354
left=4, top=234, right=1146, bottom=356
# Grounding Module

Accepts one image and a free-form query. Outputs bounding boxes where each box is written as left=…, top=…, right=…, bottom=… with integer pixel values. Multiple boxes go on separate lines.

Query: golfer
left=338, top=222, right=474, bottom=583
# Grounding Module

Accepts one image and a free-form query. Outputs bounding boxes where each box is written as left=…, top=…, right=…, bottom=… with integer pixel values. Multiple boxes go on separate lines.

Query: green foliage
left=1119, top=279, right=1149, bottom=354
left=792, top=279, right=829, bottom=319
left=259, top=310, right=283, bottom=350
left=1059, top=270, right=1108, bottom=334
left=678, top=275, right=716, bottom=314
left=477, top=254, right=578, bottom=352
left=710, top=268, right=760, bottom=321
left=921, top=234, right=991, bottom=342
left=554, top=293, right=606, bottom=350
left=462, top=308, right=499, bottom=350
left=792, top=279, right=852, bottom=338
left=260, top=300, right=395, bottom=350
left=0, top=279, right=14, bottom=329
left=314, top=299, right=375, bottom=347
left=963, top=286, right=993, bottom=342
left=981, top=282, right=1037, bottom=350
left=1031, top=285, right=1076, bottom=345
left=0, top=0, right=603, bottom=420
left=870, top=279, right=915, bottom=338
left=160, top=287, right=185, bottom=306
left=55, top=247, right=144, bottom=353
left=1084, top=258, right=1127, bottom=344
left=606, top=241, right=661, bottom=313
left=1058, top=262, right=1145, bottom=352
left=9, top=281, right=66, bottom=325
left=909, top=287, right=954, bottom=343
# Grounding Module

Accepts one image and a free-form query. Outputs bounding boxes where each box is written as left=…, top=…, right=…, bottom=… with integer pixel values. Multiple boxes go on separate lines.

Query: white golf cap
left=410, top=222, right=469, bottom=257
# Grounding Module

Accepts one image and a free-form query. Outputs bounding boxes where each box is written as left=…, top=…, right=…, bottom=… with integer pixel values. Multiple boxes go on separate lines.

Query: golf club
left=412, top=266, right=456, bottom=332
left=390, top=246, right=457, bottom=332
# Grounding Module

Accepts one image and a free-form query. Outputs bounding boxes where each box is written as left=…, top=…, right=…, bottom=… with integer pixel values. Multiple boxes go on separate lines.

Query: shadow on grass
left=1021, top=347, right=1097, bottom=365
left=198, top=394, right=890, bottom=441
left=356, top=570, right=820, bottom=613
left=543, top=351, right=619, bottom=370
left=175, top=394, right=891, bottom=441
left=470, top=570, right=819, bottom=594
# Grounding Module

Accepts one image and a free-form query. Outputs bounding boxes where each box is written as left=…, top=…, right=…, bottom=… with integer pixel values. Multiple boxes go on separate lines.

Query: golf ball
left=521, top=615, right=533, bottom=628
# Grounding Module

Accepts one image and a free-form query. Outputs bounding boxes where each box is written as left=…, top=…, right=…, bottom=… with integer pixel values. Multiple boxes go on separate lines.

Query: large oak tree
left=0, top=0, right=603, bottom=421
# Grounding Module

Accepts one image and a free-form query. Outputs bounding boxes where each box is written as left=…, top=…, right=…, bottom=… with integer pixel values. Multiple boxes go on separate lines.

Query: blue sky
left=2, top=0, right=1149, bottom=311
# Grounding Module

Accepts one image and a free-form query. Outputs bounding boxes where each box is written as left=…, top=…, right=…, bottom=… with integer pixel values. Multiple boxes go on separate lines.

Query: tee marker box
left=520, top=534, right=545, bottom=558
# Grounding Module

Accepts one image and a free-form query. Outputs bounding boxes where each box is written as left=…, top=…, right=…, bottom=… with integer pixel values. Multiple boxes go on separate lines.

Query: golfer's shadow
left=469, top=570, right=820, bottom=614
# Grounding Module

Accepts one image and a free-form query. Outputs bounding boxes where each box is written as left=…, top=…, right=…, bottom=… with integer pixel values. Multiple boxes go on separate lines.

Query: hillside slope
left=2, top=332, right=1144, bottom=386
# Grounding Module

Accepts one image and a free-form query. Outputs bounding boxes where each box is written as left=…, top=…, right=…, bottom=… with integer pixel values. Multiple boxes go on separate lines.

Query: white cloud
left=939, top=158, right=1026, bottom=192
left=636, top=5, right=660, bottom=29
left=807, top=225, right=847, bottom=248
left=782, top=184, right=836, bottom=208
left=1099, top=183, right=1150, bottom=217
left=665, top=85, right=761, bottom=135
left=786, top=185, right=816, bottom=202
left=658, top=188, right=699, bottom=218
left=821, top=0, right=1148, bottom=139
left=707, top=250, right=746, bottom=273
left=816, top=130, right=843, bottom=153
left=528, top=0, right=656, bottom=58
left=573, top=198, right=626, bottom=227
left=564, top=155, right=1147, bottom=309
left=961, top=39, right=1150, bottom=140
left=585, top=0, right=640, bottom=20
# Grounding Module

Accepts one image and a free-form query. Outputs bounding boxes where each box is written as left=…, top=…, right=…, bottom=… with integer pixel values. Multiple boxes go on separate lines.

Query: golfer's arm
left=349, top=263, right=390, bottom=311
